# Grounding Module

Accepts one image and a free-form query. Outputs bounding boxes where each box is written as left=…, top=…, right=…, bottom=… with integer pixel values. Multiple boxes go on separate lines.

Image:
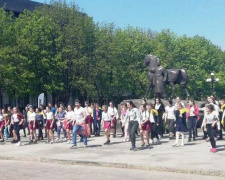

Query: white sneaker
left=150, top=139, right=153, bottom=144
left=16, top=141, right=21, bottom=146
left=181, top=143, right=184, bottom=147
left=172, top=143, right=179, bottom=147
left=66, top=140, right=71, bottom=144
left=55, top=138, right=59, bottom=142
left=156, top=139, right=160, bottom=144
left=50, top=141, right=55, bottom=144
left=159, top=135, right=161, bottom=140
left=63, top=138, right=67, bottom=141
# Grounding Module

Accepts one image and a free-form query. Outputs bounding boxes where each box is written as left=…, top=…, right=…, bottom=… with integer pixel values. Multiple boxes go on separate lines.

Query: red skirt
left=104, top=121, right=111, bottom=130
left=0, top=121, right=5, bottom=129
left=86, top=115, right=93, bottom=124
left=46, top=119, right=53, bottom=130
left=66, top=121, right=73, bottom=130
left=29, top=121, right=36, bottom=130
left=141, top=121, right=151, bottom=132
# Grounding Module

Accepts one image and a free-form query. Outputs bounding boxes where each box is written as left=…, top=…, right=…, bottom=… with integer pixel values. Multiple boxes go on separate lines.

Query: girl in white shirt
left=65, top=105, right=74, bottom=144
left=0, top=109, right=5, bottom=142
left=121, top=103, right=129, bottom=142
left=101, top=105, right=112, bottom=145
left=108, top=101, right=119, bottom=138
left=140, top=105, right=150, bottom=147
left=126, top=101, right=140, bottom=151
left=84, top=101, right=93, bottom=138
left=27, top=107, right=37, bottom=144
left=165, top=100, right=176, bottom=140
left=46, top=106, right=54, bottom=143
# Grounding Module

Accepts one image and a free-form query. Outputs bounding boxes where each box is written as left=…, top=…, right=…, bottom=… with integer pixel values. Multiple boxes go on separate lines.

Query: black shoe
left=202, top=136, right=207, bottom=140
left=217, top=137, right=223, bottom=140
left=0, top=139, right=4, bottom=142
left=113, top=135, right=116, bottom=138
left=188, top=139, right=191, bottom=142
left=130, top=147, right=137, bottom=151
left=104, top=140, right=110, bottom=145
left=11, top=139, right=17, bottom=144
left=95, top=134, right=98, bottom=137
left=193, top=138, right=196, bottom=141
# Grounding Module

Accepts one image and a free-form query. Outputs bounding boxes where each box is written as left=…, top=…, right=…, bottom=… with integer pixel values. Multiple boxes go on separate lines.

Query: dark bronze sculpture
left=144, top=54, right=190, bottom=99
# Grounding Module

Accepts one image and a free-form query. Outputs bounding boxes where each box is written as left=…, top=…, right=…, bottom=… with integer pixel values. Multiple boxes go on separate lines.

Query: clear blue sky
left=35, top=0, right=225, bottom=50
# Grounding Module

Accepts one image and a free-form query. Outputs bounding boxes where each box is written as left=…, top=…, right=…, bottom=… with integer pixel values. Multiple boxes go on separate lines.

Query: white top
left=149, top=113, right=155, bottom=123
left=165, top=106, right=176, bottom=119
left=155, top=104, right=161, bottom=110
left=84, top=107, right=92, bottom=116
left=66, top=111, right=74, bottom=120
left=12, top=114, right=19, bottom=123
left=0, top=114, right=4, bottom=122
left=46, top=112, right=53, bottom=120
left=28, top=112, right=36, bottom=122
left=74, top=107, right=86, bottom=123
left=121, top=111, right=128, bottom=125
left=108, top=107, right=119, bottom=119
left=102, top=111, right=111, bottom=122
left=189, top=106, right=195, bottom=116
left=204, top=111, right=218, bottom=124
left=140, top=110, right=149, bottom=123
left=126, top=108, right=140, bottom=124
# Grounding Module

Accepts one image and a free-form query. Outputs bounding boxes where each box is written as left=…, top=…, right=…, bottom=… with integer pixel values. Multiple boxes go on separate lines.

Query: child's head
left=148, top=104, right=154, bottom=110
left=102, top=105, right=108, bottom=112
left=177, top=103, right=183, bottom=110
left=141, top=105, right=146, bottom=112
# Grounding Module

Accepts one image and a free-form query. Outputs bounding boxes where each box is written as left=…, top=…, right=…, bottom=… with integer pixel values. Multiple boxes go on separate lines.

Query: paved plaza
left=0, top=130, right=225, bottom=179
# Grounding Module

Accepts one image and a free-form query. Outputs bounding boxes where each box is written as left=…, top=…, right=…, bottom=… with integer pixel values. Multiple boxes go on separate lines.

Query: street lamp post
left=206, top=73, right=219, bottom=94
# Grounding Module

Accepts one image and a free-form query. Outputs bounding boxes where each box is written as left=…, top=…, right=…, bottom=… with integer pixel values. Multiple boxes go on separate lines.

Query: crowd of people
left=0, top=96, right=224, bottom=152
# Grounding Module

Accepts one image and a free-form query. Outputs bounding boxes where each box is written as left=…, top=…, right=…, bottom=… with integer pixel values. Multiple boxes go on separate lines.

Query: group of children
left=0, top=96, right=224, bottom=152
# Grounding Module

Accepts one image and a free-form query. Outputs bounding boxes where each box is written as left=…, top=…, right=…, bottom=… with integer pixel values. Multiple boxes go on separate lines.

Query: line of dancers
left=0, top=96, right=224, bottom=152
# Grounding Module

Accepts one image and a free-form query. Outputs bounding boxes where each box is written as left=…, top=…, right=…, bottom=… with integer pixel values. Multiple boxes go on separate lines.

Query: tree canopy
left=0, top=1, right=224, bottom=106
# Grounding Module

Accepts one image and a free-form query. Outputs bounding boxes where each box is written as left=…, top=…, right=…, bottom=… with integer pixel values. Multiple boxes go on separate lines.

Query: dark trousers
left=37, top=120, right=43, bottom=138
left=188, top=116, right=196, bottom=140
left=218, top=119, right=223, bottom=139
left=94, top=119, right=101, bottom=135
left=206, top=124, right=216, bottom=148
left=13, top=122, right=20, bottom=141
left=156, top=116, right=163, bottom=136
left=151, top=122, right=159, bottom=140
left=120, top=122, right=124, bottom=136
left=128, top=121, right=139, bottom=148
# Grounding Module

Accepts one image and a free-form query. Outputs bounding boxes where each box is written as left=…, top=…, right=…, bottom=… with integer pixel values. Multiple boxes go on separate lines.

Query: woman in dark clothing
left=172, top=103, right=187, bottom=147
left=154, top=98, right=165, bottom=138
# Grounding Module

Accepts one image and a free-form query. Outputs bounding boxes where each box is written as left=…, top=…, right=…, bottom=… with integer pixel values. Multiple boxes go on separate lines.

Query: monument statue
left=144, top=54, right=190, bottom=99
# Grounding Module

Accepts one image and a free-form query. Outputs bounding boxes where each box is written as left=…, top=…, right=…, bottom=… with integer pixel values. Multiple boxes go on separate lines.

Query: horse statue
left=144, top=54, right=190, bottom=99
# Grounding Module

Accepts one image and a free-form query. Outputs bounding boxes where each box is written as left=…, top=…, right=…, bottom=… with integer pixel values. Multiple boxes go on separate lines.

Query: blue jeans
left=94, top=119, right=101, bottom=135
left=57, top=124, right=67, bottom=139
left=188, top=116, right=197, bottom=139
left=4, top=126, right=9, bottom=139
left=72, top=124, right=87, bottom=146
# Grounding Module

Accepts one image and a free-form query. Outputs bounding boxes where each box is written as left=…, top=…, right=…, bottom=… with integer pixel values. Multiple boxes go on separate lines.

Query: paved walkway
left=0, top=131, right=225, bottom=177
left=1, top=160, right=224, bottom=180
